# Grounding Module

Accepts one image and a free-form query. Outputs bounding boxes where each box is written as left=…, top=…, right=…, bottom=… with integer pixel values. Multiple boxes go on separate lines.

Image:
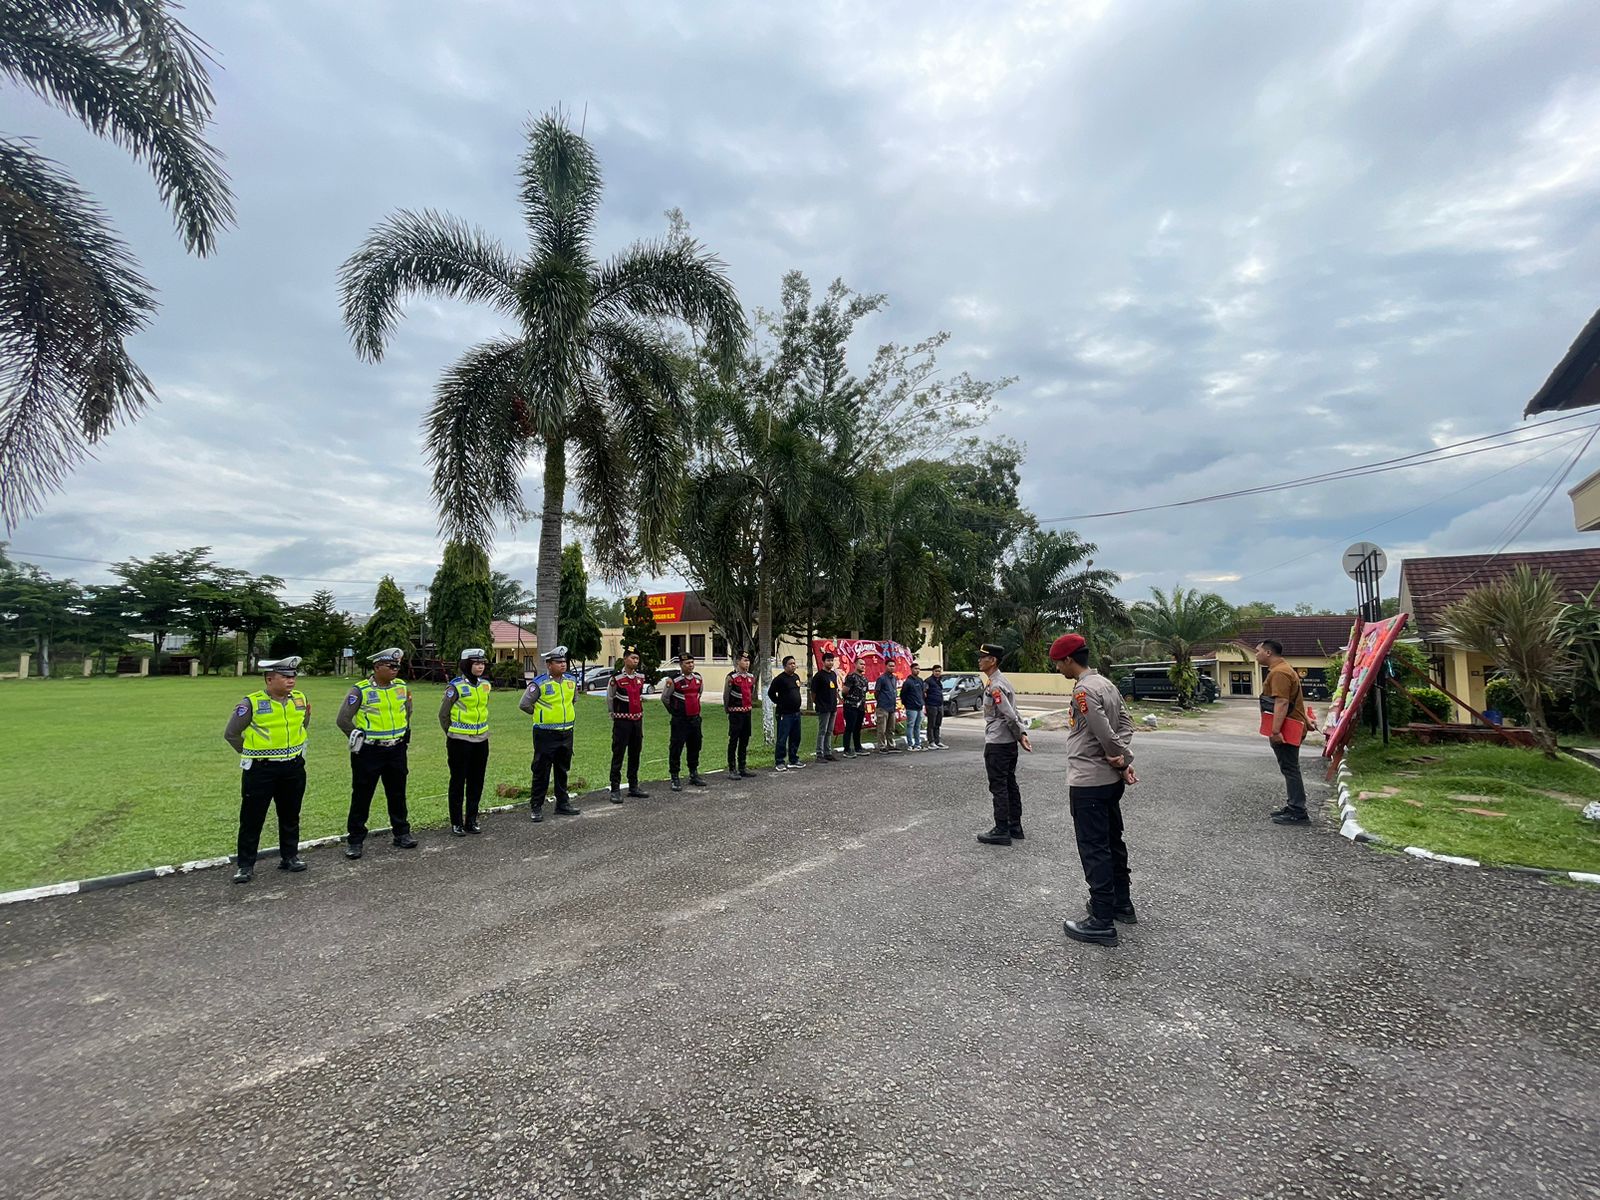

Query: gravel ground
left=1, top=720, right=1596, bottom=1199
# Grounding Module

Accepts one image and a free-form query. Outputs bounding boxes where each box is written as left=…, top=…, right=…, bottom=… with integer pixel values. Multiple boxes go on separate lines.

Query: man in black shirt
left=840, top=661, right=869, bottom=757
left=767, top=655, right=805, bottom=771
left=809, top=651, right=840, bottom=762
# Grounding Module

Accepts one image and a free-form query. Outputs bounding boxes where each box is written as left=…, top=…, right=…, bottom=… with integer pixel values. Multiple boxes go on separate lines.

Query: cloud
left=6, top=0, right=1600, bottom=619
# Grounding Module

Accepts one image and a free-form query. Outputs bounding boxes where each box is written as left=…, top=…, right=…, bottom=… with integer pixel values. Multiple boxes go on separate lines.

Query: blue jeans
left=906, top=708, right=924, bottom=747
left=776, top=712, right=802, bottom=764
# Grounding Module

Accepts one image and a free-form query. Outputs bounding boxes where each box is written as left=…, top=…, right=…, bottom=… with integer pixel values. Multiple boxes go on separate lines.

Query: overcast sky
left=8, top=0, right=1600, bottom=616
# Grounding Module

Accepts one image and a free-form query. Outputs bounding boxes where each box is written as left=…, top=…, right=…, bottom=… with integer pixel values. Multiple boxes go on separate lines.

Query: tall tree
left=232, top=574, right=284, bottom=664
left=489, top=570, right=536, bottom=622
left=0, top=555, right=84, bottom=676
left=1559, top=582, right=1600, bottom=736
left=620, top=591, right=661, bottom=678
left=278, top=589, right=357, bottom=674
left=429, top=541, right=493, bottom=664
left=557, top=542, right=602, bottom=666
left=1131, top=585, right=1238, bottom=706
left=361, top=575, right=415, bottom=662
left=993, top=530, right=1128, bottom=672
left=0, top=0, right=234, bottom=528
left=1442, top=567, right=1574, bottom=756
left=339, top=111, right=745, bottom=658
left=108, top=546, right=212, bottom=666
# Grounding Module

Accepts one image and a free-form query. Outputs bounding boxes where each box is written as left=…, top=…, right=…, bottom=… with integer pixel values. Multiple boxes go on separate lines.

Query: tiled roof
left=1524, top=307, right=1600, bottom=415
left=1205, top=615, right=1357, bottom=659
left=489, top=619, right=534, bottom=647
left=1399, top=548, right=1600, bottom=638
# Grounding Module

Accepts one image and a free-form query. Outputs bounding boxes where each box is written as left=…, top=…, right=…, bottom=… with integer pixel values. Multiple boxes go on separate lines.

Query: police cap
left=458, top=647, right=487, bottom=661
left=977, top=643, right=1007, bottom=662
left=258, top=656, right=302, bottom=677
left=369, top=647, right=405, bottom=666
left=542, top=645, right=569, bottom=663
left=1048, top=633, right=1088, bottom=661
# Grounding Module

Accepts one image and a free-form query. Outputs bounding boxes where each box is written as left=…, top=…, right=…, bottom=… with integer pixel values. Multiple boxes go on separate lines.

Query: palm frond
left=338, top=209, right=520, bottom=361
left=423, top=337, right=533, bottom=547
left=0, top=0, right=233, bottom=253
left=518, top=110, right=601, bottom=268
left=594, top=237, right=748, bottom=371
left=0, top=138, right=154, bottom=528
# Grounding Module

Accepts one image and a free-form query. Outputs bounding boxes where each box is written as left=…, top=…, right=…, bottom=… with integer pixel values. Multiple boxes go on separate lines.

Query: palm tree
left=994, top=530, right=1128, bottom=671
left=0, top=0, right=234, bottom=529
left=867, top=461, right=955, bottom=646
left=1442, top=566, right=1574, bottom=755
left=339, top=110, right=745, bottom=655
left=1131, top=585, right=1238, bottom=706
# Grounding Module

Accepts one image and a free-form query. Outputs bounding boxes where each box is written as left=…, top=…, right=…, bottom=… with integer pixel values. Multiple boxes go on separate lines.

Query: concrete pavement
left=1, top=721, right=1596, bottom=1199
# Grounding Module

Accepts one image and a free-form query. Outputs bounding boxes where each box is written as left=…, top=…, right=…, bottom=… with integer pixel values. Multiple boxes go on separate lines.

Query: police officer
left=1050, top=633, right=1138, bottom=947
left=976, top=642, right=1032, bottom=846
left=521, top=645, right=580, bottom=821
left=336, top=646, right=417, bottom=859
left=662, top=652, right=709, bottom=792
left=222, top=656, right=310, bottom=883
left=723, top=650, right=758, bottom=777
left=440, top=647, right=491, bottom=836
left=607, top=649, right=650, bottom=804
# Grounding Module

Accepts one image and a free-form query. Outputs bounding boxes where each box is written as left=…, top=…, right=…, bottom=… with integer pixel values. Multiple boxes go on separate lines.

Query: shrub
left=1406, top=687, right=1453, bottom=724
left=1484, top=677, right=1524, bottom=723
left=489, top=659, right=526, bottom=687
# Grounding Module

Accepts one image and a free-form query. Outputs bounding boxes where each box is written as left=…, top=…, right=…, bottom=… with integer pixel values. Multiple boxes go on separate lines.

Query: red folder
left=1260, top=713, right=1306, bottom=745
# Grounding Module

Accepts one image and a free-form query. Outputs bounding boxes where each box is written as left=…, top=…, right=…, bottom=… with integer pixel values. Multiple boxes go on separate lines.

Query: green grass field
left=1345, top=738, right=1600, bottom=872
left=0, top=676, right=758, bottom=891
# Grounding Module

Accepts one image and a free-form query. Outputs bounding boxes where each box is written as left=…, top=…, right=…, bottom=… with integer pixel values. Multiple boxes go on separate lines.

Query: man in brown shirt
left=1255, top=638, right=1311, bottom=825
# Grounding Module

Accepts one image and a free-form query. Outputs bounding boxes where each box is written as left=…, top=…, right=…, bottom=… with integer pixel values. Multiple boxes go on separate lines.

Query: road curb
left=1334, top=762, right=1600, bottom=886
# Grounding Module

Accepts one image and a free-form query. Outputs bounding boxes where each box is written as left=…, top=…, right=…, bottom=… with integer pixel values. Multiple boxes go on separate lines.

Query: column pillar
left=139, top=658, right=150, bottom=677
left=82, top=658, right=93, bottom=678
left=17, top=652, right=29, bottom=678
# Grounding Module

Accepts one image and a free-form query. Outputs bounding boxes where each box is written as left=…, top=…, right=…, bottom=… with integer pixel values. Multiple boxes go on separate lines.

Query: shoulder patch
left=234, top=701, right=250, bottom=717
left=1076, top=693, right=1089, bottom=714
left=444, top=684, right=457, bottom=700
left=348, top=692, right=362, bottom=705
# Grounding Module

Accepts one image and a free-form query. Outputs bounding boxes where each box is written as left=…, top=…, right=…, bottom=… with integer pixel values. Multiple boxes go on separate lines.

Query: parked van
left=1115, top=665, right=1220, bottom=705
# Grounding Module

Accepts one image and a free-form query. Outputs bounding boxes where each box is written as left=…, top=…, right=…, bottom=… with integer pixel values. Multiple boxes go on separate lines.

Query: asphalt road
left=1, top=719, right=1596, bottom=1200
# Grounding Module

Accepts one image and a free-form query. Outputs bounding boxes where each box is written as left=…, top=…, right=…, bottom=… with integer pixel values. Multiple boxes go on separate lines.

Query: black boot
left=976, top=824, right=1013, bottom=846
left=610, top=788, right=624, bottom=805
left=554, top=800, right=581, bottom=816
left=689, top=775, right=709, bottom=788
left=231, top=863, right=253, bottom=884
left=1063, top=916, right=1119, bottom=946
left=278, top=857, right=307, bottom=872
left=740, top=768, right=758, bottom=779
left=344, top=841, right=364, bottom=859
left=627, top=785, right=650, bottom=798
left=451, top=824, right=467, bottom=837
left=1085, top=900, right=1138, bottom=925
left=466, top=820, right=482, bottom=834
left=530, top=804, right=544, bottom=823
left=1009, top=824, right=1025, bottom=840
left=393, top=832, right=418, bottom=849
left=671, top=777, right=683, bottom=792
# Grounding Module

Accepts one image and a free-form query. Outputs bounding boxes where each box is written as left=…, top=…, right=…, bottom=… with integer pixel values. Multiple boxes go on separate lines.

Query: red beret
left=1049, top=633, right=1088, bottom=660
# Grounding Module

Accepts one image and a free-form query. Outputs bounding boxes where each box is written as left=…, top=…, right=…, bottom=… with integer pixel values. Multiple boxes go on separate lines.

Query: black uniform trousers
left=1272, top=740, right=1308, bottom=814
left=726, top=710, right=752, bottom=772
left=610, top=718, right=643, bottom=789
left=531, top=728, right=574, bottom=809
left=348, top=742, right=409, bottom=845
left=842, top=706, right=866, bottom=753
left=1070, top=780, right=1132, bottom=920
left=926, top=707, right=944, bottom=745
left=238, top=756, right=306, bottom=867
left=670, top=713, right=702, bottom=778
left=984, top=741, right=1023, bottom=826
left=446, top=737, right=489, bottom=827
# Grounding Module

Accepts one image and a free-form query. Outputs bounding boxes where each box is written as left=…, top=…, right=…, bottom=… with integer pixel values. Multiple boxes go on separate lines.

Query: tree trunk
left=37, top=634, right=50, bottom=679
left=535, top=435, right=567, bottom=658
left=1524, top=683, right=1558, bottom=757
left=153, top=629, right=165, bottom=668
left=757, top=496, right=775, bottom=747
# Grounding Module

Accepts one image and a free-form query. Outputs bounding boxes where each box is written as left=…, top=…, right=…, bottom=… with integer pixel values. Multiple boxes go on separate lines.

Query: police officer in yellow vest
left=336, top=646, right=417, bottom=858
left=520, top=645, right=581, bottom=821
left=222, top=656, right=311, bottom=883
left=440, top=646, right=491, bottom=836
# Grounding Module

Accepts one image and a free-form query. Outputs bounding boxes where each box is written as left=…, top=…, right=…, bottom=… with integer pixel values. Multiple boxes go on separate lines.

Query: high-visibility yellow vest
left=241, top=689, right=309, bottom=761
left=447, top=676, right=492, bottom=736
left=353, top=678, right=410, bottom=739
left=527, top=673, right=576, bottom=730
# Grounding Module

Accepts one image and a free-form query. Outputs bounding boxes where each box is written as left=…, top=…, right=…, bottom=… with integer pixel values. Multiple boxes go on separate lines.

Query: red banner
left=810, top=637, right=912, bottom=731
left=646, top=592, right=686, bottom=623
left=1322, top=614, right=1408, bottom=773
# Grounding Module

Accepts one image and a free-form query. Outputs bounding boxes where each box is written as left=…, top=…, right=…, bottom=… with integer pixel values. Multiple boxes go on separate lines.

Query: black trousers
left=842, top=706, right=866, bottom=752
left=1272, top=740, right=1307, bottom=813
left=727, top=711, right=752, bottom=771
left=446, top=737, right=489, bottom=826
left=927, top=707, right=944, bottom=745
left=610, top=718, right=643, bottom=789
left=1070, top=781, right=1132, bottom=920
left=670, top=713, right=702, bottom=778
left=348, top=742, right=409, bottom=844
left=238, top=756, right=305, bottom=867
left=984, top=742, right=1022, bottom=826
left=531, top=728, right=574, bottom=808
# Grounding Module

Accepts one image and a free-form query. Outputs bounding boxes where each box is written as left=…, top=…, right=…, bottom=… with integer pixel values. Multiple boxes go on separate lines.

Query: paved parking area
left=1, top=723, right=1595, bottom=1198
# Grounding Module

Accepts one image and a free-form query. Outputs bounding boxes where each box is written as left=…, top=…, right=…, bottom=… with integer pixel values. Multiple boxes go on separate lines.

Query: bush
left=1406, top=686, right=1453, bottom=724
left=489, top=659, right=526, bottom=687
left=1483, top=675, right=1585, bottom=734
left=1484, top=677, right=1524, bottom=723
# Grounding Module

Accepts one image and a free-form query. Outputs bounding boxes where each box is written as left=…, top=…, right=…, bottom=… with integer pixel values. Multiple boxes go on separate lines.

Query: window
left=1229, top=670, right=1254, bottom=696
left=712, top=630, right=728, bottom=660
left=657, top=635, right=668, bottom=661
left=670, top=634, right=686, bottom=661
left=690, top=633, right=706, bottom=659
